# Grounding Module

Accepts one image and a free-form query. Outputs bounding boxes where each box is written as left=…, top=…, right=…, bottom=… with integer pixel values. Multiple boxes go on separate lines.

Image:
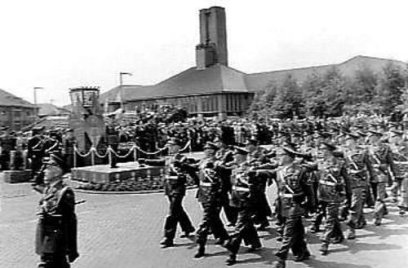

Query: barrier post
left=91, top=147, right=95, bottom=166
left=73, top=147, right=77, bottom=168
left=133, top=145, right=137, bottom=162
left=108, top=146, right=112, bottom=167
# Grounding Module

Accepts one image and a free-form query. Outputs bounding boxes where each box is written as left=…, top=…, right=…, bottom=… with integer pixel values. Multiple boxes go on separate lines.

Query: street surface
left=1, top=173, right=407, bottom=268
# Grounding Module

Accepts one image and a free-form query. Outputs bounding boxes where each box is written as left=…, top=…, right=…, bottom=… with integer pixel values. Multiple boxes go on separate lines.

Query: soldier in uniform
left=35, top=153, right=79, bottom=268
left=194, top=142, right=229, bottom=258
left=317, top=142, right=350, bottom=255
left=223, top=147, right=262, bottom=266
left=0, top=127, right=16, bottom=170
left=62, top=129, right=76, bottom=171
left=245, top=137, right=273, bottom=230
left=344, top=132, right=371, bottom=239
left=28, top=127, right=46, bottom=185
left=272, top=146, right=316, bottom=268
left=158, top=138, right=195, bottom=248
left=389, top=129, right=408, bottom=215
left=367, top=129, right=395, bottom=226
left=214, top=137, right=237, bottom=226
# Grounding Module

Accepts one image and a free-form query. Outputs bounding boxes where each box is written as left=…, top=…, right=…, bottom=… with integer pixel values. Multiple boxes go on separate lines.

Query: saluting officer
left=245, top=137, right=273, bottom=230
left=272, top=146, right=316, bottom=268
left=35, top=152, right=79, bottom=268
left=159, top=138, right=195, bottom=248
left=317, top=142, right=350, bottom=255
left=223, top=147, right=262, bottom=266
left=194, top=142, right=229, bottom=258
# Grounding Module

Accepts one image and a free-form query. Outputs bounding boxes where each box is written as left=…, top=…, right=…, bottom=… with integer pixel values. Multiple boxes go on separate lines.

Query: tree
left=375, top=63, right=408, bottom=114
left=271, top=75, right=302, bottom=118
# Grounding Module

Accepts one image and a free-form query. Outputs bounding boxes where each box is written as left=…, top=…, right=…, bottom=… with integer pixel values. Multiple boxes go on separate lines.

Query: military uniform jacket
left=229, top=162, right=256, bottom=208
left=275, top=162, right=316, bottom=217
left=368, top=144, right=395, bottom=183
left=35, top=181, right=78, bottom=257
left=345, top=147, right=370, bottom=189
left=391, top=144, right=408, bottom=179
left=163, top=153, right=189, bottom=196
left=196, top=157, right=223, bottom=204
left=318, top=157, right=350, bottom=203
left=27, top=136, right=44, bottom=159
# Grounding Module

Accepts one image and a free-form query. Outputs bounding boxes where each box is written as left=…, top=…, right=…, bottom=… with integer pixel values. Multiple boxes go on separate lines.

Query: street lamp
left=33, top=86, right=43, bottom=120
left=119, top=72, right=132, bottom=110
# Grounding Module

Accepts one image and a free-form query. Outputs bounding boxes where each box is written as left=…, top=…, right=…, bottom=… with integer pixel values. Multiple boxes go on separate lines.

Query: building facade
left=0, top=89, right=38, bottom=131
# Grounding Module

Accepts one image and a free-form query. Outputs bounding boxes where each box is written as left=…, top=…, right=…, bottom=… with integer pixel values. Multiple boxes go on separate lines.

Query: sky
left=0, top=0, right=408, bottom=106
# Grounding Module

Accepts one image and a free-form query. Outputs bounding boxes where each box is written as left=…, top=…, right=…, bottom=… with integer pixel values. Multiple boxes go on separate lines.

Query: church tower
left=196, top=6, right=228, bottom=70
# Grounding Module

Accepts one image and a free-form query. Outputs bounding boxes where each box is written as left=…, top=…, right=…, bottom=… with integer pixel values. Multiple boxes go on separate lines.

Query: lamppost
left=119, top=72, right=132, bottom=110
left=33, top=86, right=43, bottom=120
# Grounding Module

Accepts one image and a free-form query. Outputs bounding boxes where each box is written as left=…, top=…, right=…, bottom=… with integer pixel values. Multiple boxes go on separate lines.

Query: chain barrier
left=74, top=139, right=192, bottom=162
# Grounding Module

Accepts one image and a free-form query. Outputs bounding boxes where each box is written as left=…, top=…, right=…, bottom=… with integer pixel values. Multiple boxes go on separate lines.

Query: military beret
left=233, top=146, right=249, bottom=155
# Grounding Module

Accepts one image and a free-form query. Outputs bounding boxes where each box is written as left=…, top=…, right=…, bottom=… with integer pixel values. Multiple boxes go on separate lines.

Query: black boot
left=226, top=254, right=236, bottom=266
left=194, top=245, right=205, bottom=258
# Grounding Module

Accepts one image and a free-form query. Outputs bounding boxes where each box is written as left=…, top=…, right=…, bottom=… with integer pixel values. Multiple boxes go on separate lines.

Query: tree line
left=248, top=62, right=408, bottom=120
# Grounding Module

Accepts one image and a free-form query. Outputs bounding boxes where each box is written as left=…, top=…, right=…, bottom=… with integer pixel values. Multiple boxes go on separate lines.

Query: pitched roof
left=100, top=64, right=250, bottom=103
left=100, top=55, right=407, bottom=103
left=245, top=55, right=407, bottom=91
left=0, top=88, right=36, bottom=108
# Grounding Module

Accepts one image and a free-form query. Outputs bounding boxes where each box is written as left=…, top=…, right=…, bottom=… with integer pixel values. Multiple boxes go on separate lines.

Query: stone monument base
left=71, top=161, right=164, bottom=184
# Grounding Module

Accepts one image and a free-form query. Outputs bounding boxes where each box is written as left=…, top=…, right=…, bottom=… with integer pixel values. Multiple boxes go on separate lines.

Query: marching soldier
left=367, top=129, right=396, bottom=226
left=223, top=147, right=262, bottom=266
left=194, top=142, right=229, bottom=258
left=245, top=137, right=273, bottom=230
left=344, top=132, right=370, bottom=239
left=389, top=129, right=408, bottom=215
left=35, top=153, right=79, bottom=268
left=214, top=137, right=237, bottom=226
left=317, top=142, right=350, bottom=255
left=157, top=138, right=195, bottom=248
left=272, top=146, right=316, bottom=268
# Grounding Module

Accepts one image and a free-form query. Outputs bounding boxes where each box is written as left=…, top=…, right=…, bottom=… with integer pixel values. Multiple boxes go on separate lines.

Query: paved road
left=1, top=174, right=407, bottom=268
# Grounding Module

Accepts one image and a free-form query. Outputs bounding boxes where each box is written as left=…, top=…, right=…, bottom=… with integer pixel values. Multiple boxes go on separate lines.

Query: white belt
left=200, top=182, right=212, bottom=187
left=166, top=176, right=178, bottom=180
left=232, top=186, right=250, bottom=192
left=280, top=193, right=293, bottom=198
left=320, top=181, right=336, bottom=186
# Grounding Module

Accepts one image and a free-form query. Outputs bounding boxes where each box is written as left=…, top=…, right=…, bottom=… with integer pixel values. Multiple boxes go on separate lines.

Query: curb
left=73, top=185, right=198, bottom=195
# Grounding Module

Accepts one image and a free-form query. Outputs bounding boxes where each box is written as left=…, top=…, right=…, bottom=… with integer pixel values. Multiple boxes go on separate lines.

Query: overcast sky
left=1, top=0, right=407, bottom=106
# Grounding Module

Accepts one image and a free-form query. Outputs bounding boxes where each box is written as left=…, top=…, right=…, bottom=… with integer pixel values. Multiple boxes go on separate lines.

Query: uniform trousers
left=196, top=203, right=229, bottom=245
left=253, top=191, right=272, bottom=225
left=38, top=254, right=70, bottom=268
left=373, top=182, right=387, bottom=221
left=321, top=203, right=342, bottom=246
left=348, top=187, right=366, bottom=229
left=164, top=195, right=194, bottom=240
left=226, top=206, right=261, bottom=254
left=275, top=214, right=309, bottom=260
